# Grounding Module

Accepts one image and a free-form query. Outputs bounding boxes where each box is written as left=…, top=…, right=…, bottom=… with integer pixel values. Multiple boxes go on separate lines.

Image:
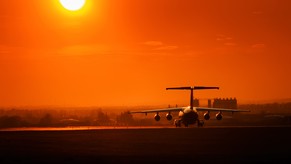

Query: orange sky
left=0, top=0, right=291, bottom=107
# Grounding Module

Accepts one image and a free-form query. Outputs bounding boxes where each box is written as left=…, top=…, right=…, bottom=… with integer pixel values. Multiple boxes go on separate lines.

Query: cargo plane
left=129, top=86, right=250, bottom=127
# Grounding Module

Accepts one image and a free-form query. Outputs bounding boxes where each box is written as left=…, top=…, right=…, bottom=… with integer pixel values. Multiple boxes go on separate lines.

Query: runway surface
left=1, top=125, right=289, bottom=131
left=0, top=126, right=290, bottom=163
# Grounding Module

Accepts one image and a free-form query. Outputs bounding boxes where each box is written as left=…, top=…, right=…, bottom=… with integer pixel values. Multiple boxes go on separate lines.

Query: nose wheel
left=197, top=120, right=204, bottom=127
left=174, top=119, right=182, bottom=127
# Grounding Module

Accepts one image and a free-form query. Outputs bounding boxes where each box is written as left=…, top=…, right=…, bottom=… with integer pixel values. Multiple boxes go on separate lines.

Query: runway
left=1, top=125, right=290, bottom=131
left=0, top=126, right=290, bottom=163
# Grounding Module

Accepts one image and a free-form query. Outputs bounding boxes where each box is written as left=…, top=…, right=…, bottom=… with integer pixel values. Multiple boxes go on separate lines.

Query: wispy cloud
left=153, top=46, right=178, bottom=51
left=143, top=41, right=178, bottom=51
left=216, top=34, right=233, bottom=41
left=252, top=43, right=266, bottom=49
left=143, top=41, right=164, bottom=46
left=216, top=34, right=238, bottom=47
left=57, top=44, right=124, bottom=56
left=224, top=42, right=237, bottom=46
left=57, top=41, right=179, bottom=57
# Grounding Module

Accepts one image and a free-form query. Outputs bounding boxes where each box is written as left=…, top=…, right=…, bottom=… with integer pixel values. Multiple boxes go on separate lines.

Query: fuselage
left=178, top=107, right=199, bottom=126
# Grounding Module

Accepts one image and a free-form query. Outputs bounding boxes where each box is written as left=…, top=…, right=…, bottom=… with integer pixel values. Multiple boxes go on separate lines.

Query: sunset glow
left=0, top=0, right=291, bottom=107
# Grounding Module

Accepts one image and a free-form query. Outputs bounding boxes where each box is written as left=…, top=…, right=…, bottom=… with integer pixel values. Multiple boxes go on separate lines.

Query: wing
left=195, top=107, right=250, bottom=112
left=129, top=107, right=185, bottom=114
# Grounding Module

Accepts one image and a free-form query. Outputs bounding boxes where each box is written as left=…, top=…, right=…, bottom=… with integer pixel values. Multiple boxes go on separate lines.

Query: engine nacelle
left=204, top=112, right=210, bottom=120
left=166, top=113, right=173, bottom=121
left=154, top=114, right=161, bottom=121
left=216, top=112, right=223, bottom=120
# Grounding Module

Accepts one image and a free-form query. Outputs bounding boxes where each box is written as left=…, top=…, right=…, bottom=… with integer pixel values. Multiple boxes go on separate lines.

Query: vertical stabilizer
left=166, top=86, right=219, bottom=109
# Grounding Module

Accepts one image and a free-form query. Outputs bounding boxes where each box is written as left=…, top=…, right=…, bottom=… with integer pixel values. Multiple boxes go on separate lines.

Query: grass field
left=0, top=127, right=290, bottom=163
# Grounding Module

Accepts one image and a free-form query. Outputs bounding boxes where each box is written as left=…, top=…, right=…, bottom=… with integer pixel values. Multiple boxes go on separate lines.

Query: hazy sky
left=0, top=0, right=290, bottom=107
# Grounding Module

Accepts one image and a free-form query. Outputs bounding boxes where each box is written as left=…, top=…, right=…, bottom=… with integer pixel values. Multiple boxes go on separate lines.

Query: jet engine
left=154, top=113, right=161, bottom=121
left=166, top=113, right=173, bottom=121
left=203, top=112, right=210, bottom=120
left=216, top=112, right=223, bottom=120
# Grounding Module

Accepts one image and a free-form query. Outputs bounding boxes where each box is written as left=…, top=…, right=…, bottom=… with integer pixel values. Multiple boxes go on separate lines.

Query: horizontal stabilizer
left=166, top=86, right=219, bottom=90
left=166, top=87, right=192, bottom=90
left=193, top=86, right=219, bottom=90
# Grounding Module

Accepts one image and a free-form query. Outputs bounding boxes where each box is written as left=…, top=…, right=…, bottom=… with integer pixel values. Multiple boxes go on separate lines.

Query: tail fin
left=166, top=86, right=219, bottom=109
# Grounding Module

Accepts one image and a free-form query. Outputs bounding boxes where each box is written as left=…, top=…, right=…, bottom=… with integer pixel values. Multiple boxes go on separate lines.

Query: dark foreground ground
left=0, top=126, right=291, bottom=164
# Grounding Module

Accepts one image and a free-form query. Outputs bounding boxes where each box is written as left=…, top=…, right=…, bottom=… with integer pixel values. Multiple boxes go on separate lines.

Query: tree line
left=0, top=108, right=161, bottom=128
left=0, top=102, right=290, bottom=128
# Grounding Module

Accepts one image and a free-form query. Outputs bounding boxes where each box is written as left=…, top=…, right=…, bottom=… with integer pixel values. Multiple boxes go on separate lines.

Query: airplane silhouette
left=130, top=86, right=250, bottom=127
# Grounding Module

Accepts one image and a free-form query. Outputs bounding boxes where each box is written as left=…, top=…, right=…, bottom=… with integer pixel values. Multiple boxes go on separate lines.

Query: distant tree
left=96, top=110, right=110, bottom=125
left=39, top=114, right=53, bottom=127
left=23, top=112, right=39, bottom=125
left=0, top=116, right=26, bottom=128
left=116, top=111, right=135, bottom=126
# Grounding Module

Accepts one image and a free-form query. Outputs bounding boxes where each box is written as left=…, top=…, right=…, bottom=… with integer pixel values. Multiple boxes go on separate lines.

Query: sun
left=59, top=0, right=86, bottom=11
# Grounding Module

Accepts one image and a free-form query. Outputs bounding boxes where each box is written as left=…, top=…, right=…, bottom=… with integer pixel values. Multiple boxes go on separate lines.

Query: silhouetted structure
left=193, top=98, right=199, bottom=107
left=208, top=99, right=212, bottom=108
left=212, top=98, right=237, bottom=109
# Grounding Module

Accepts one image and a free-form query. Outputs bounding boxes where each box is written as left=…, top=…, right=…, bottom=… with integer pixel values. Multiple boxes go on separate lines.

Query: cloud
left=142, top=41, right=178, bottom=51
left=58, top=42, right=179, bottom=57
left=216, top=34, right=237, bottom=47
left=143, top=41, right=164, bottom=46
left=57, top=44, right=123, bottom=56
left=216, top=34, right=233, bottom=41
left=252, top=43, right=266, bottom=49
left=153, top=46, right=178, bottom=51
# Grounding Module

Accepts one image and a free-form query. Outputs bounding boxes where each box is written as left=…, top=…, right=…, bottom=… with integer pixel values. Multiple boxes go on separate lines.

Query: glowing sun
left=60, top=0, right=86, bottom=11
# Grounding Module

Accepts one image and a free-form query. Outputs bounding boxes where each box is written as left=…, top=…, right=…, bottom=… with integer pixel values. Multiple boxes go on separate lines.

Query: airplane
left=129, top=86, right=250, bottom=127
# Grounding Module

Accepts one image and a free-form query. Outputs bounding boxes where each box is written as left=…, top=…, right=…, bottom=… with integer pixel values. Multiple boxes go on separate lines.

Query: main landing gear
left=197, top=120, right=204, bottom=127
left=175, top=119, right=204, bottom=127
left=174, top=119, right=182, bottom=127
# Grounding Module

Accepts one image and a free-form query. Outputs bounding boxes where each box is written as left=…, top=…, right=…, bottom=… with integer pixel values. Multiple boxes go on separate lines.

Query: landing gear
left=174, top=119, right=181, bottom=127
left=175, top=119, right=204, bottom=128
left=197, top=120, right=204, bottom=127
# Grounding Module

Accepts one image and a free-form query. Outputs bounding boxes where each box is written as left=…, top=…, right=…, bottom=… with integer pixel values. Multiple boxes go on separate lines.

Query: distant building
left=193, top=98, right=199, bottom=107
left=212, top=97, right=237, bottom=109
left=208, top=99, right=212, bottom=108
